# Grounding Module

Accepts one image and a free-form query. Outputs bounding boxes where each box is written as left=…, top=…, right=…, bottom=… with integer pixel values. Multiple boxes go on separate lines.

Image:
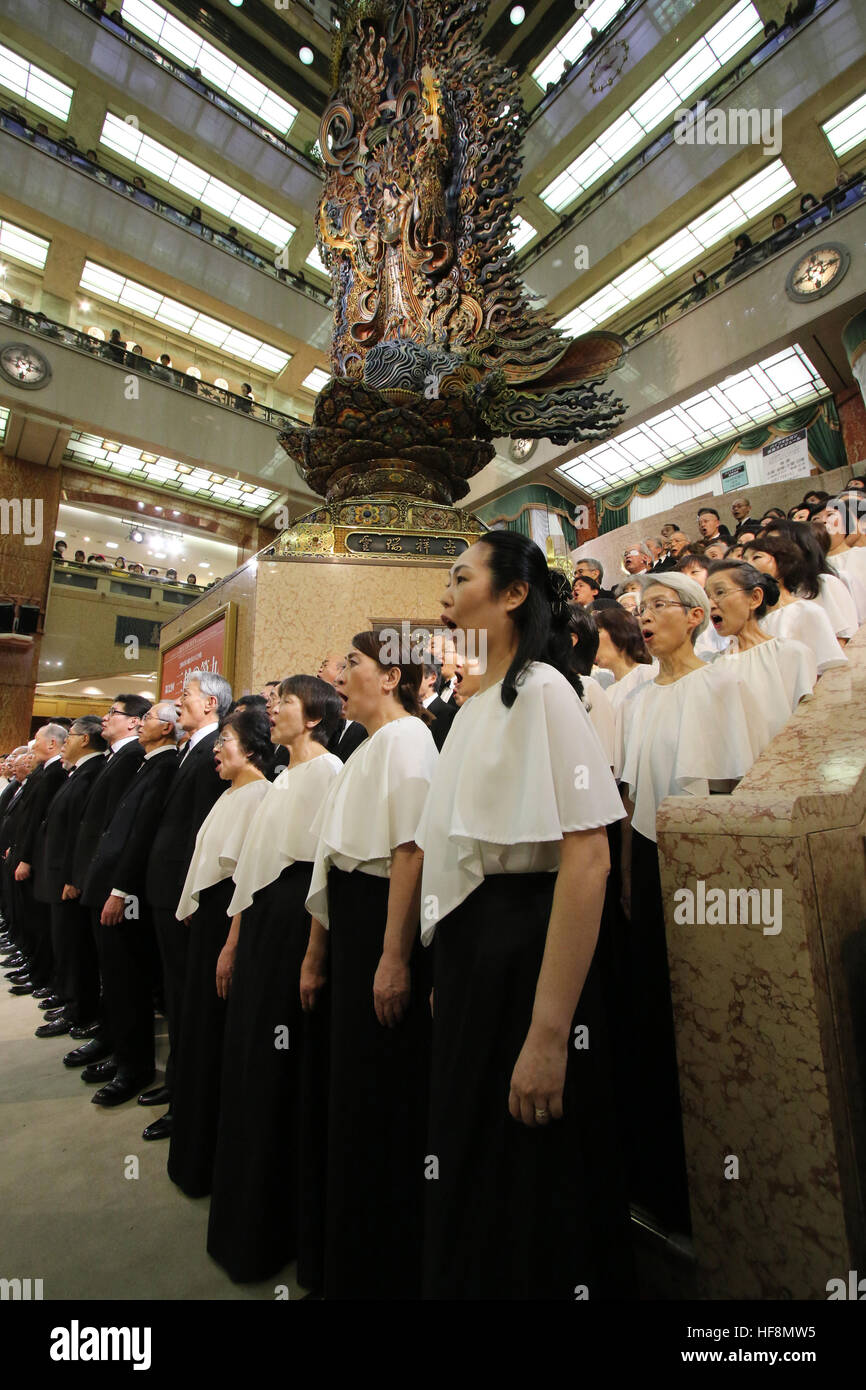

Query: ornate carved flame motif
left=280, top=0, right=627, bottom=505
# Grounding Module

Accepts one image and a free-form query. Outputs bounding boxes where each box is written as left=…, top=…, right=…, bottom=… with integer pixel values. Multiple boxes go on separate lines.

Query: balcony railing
left=0, top=108, right=331, bottom=311
left=51, top=558, right=205, bottom=603
left=520, top=0, right=836, bottom=271
left=0, top=301, right=305, bottom=430
left=618, top=182, right=865, bottom=349
left=62, top=0, right=324, bottom=172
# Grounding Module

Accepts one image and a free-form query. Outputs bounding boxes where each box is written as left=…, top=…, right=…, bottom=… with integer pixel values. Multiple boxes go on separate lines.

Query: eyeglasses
left=636, top=599, right=692, bottom=618
left=105, top=707, right=128, bottom=718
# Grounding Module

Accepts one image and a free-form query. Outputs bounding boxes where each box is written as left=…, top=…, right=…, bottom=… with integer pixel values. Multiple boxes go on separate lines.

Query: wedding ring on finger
left=535, top=1107, right=550, bottom=1122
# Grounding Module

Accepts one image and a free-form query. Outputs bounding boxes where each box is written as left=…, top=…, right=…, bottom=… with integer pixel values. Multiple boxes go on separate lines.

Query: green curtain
left=597, top=399, right=843, bottom=525
left=476, top=483, right=578, bottom=547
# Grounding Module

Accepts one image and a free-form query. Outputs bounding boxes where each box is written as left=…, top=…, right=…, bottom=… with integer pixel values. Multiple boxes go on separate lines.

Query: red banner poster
left=160, top=613, right=227, bottom=700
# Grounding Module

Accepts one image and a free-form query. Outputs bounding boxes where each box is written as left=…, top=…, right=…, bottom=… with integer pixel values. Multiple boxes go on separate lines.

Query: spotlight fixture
left=227, top=0, right=243, bottom=7
left=130, top=528, right=144, bottom=544
left=509, top=4, right=525, bottom=23
left=299, top=46, right=315, bottom=65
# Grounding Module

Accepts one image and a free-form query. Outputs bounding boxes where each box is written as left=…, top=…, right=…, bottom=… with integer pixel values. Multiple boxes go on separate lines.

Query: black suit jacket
left=83, top=750, right=179, bottom=909
left=12, top=761, right=67, bottom=866
left=33, top=756, right=104, bottom=903
left=145, top=730, right=223, bottom=910
left=71, top=742, right=144, bottom=889
left=734, top=518, right=759, bottom=537
left=651, top=556, right=678, bottom=573
left=0, top=781, right=26, bottom=859
left=429, top=701, right=458, bottom=751
left=328, top=719, right=367, bottom=763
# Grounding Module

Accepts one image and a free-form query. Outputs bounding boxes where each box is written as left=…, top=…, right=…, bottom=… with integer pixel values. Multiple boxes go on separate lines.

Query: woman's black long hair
left=758, top=518, right=827, bottom=597
left=476, top=531, right=572, bottom=707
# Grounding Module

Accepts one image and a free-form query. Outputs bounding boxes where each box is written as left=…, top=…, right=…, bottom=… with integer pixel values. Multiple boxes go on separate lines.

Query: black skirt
left=423, top=872, right=635, bottom=1301
left=168, top=878, right=234, bottom=1197
left=206, top=862, right=326, bottom=1285
left=626, top=830, right=691, bottom=1234
left=324, top=866, right=431, bottom=1301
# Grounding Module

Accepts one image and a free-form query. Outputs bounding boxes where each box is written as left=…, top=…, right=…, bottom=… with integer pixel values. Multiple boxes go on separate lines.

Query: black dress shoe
left=142, top=1113, right=172, bottom=1141
left=82, top=1059, right=117, bottom=1083
left=138, top=1085, right=171, bottom=1107
left=92, top=1074, right=153, bottom=1107
left=44, top=1006, right=68, bottom=1020
left=5, top=967, right=30, bottom=981
left=1, top=954, right=24, bottom=969
left=9, top=983, right=33, bottom=995
left=35, top=1018, right=72, bottom=1038
left=32, top=985, right=55, bottom=999
left=68, top=1022, right=102, bottom=1040
left=63, top=1038, right=112, bottom=1068
left=37, top=996, right=64, bottom=1011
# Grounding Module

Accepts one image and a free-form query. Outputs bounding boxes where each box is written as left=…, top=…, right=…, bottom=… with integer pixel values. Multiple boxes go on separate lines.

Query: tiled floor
left=0, top=979, right=302, bottom=1301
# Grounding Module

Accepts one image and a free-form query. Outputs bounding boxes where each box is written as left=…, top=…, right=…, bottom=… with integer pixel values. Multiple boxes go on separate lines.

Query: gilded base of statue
left=273, top=494, right=487, bottom=564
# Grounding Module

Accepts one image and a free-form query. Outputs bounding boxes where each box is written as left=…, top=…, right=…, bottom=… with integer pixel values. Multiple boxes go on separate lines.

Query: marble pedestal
left=656, top=629, right=866, bottom=1298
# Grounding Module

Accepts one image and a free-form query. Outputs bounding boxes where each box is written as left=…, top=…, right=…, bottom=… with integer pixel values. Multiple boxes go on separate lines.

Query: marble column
left=0, top=454, right=60, bottom=749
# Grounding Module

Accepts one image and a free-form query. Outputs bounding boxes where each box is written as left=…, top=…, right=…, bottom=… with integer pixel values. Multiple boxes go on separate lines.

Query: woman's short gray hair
left=637, top=570, right=711, bottom=641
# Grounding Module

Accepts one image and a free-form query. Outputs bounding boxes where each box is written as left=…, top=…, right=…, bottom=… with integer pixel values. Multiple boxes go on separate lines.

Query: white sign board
left=762, top=429, right=810, bottom=485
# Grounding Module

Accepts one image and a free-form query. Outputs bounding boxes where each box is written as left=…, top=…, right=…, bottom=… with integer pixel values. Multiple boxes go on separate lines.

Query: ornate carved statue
left=280, top=0, right=627, bottom=505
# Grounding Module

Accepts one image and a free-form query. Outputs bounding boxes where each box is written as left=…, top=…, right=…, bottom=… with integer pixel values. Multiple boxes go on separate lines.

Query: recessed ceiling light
left=510, top=5, right=525, bottom=24
left=299, top=46, right=315, bottom=65
left=227, top=0, right=243, bottom=7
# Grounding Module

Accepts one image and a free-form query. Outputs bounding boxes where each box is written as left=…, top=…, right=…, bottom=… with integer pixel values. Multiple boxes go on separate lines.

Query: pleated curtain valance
left=597, top=399, right=845, bottom=534
left=475, top=484, right=580, bottom=548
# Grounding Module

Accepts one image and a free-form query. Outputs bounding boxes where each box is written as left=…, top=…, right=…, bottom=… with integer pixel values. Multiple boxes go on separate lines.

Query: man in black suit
left=32, top=716, right=108, bottom=1038
left=83, top=702, right=181, bottom=1106
left=62, top=694, right=150, bottom=1073
left=696, top=507, right=732, bottom=544
left=1, top=748, right=31, bottom=971
left=10, top=724, right=69, bottom=995
left=262, top=678, right=291, bottom=780
left=143, top=669, right=230, bottom=1139
left=318, top=652, right=367, bottom=762
left=731, top=496, right=759, bottom=537
left=573, top=558, right=617, bottom=602
left=421, top=662, right=458, bottom=751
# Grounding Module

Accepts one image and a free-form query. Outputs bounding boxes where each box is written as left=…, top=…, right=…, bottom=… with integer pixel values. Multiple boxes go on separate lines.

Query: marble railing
left=656, top=625, right=866, bottom=1298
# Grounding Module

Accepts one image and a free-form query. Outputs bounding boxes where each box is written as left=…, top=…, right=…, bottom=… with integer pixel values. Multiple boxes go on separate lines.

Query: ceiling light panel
left=0, top=218, right=50, bottom=270
left=822, top=92, right=866, bottom=157
left=120, top=0, right=298, bottom=136
left=532, top=0, right=630, bottom=90
left=554, top=160, right=794, bottom=333
left=539, top=1, right=762, bottom=213
left=0, top=42, right=73, bottom=122
left=78, top=259, right=291, bottom=372
left=556, top=346, right=830, bottom=495
left=99, top=114, right=295, bottom=248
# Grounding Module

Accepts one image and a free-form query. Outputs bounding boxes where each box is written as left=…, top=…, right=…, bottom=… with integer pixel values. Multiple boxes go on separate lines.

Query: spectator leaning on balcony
left=235, top=383, right=255, bottom=414
left=151, top=354, right=174, bottom=382
left=106, top=329, right=126, bottom=364
left=53, top=540, right=68, bottom=561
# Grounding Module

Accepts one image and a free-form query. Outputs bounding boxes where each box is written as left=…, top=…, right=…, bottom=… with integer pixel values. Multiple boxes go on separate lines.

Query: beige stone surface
left=252, top=558, right=450, bottom=685
left=656, top=627, right=866, bottom=1298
